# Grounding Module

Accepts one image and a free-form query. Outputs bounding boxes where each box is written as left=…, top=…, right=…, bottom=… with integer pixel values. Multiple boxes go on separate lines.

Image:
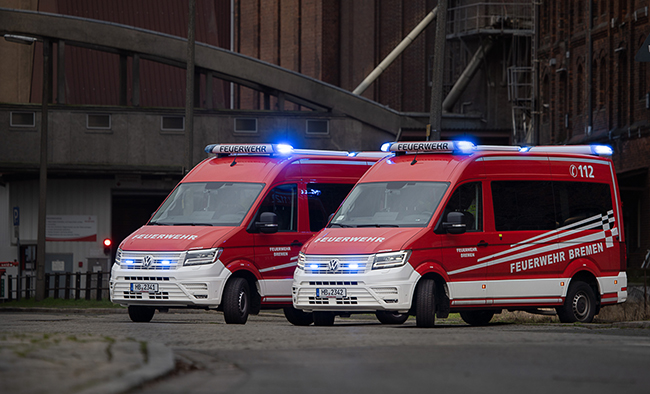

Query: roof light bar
left=526, top=144, right=613, bottom=156
left=204, top=143, right=293, bottom=156
left=381, top=141, right=476, bottom=154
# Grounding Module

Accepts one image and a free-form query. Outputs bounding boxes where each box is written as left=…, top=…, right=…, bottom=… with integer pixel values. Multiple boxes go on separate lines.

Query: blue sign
left=13, top=207, right=19, bottom=226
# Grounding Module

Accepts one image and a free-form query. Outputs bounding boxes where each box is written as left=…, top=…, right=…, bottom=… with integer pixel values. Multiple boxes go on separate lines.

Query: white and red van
left=292, top=141, right=627, bottom=327
left=110, top=143, right=384, bottom=324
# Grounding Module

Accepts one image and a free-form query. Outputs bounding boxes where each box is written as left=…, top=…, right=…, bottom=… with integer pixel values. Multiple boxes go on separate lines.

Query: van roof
left=183, top=144, right=386, bottom=184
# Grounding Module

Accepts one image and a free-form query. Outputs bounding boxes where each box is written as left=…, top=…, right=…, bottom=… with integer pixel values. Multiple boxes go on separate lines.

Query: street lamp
left=4, top=32, right=49, bottom=301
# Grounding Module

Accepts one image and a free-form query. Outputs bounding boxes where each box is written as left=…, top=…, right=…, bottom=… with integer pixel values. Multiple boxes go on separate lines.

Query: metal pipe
left=353, top=6, right=438, bottom=95
left=442, top=37, right=494, bottom=112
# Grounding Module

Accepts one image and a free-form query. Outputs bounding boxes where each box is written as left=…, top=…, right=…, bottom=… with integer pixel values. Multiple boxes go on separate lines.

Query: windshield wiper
left=148, top=221, right=171, bottom=226
left=356, top=224, right=399, bottom=228
left=329, top=223, right=355, bottom=228
left=171, top=223, right=214, bottom=226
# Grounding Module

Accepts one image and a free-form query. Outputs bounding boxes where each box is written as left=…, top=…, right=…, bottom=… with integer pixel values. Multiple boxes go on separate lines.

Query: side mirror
left=442, top=211, right=466, bottom=235
left=256, top=212, right=278, bottom=234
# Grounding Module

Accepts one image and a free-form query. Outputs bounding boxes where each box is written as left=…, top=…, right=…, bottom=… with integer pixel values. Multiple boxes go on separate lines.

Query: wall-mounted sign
left=46, top=215, right=97, bottom=242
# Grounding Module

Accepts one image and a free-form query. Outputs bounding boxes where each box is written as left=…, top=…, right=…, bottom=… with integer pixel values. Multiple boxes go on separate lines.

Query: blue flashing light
left=349, top=263, right=359, bottom=270
left=347, top=152, right=359, bottom=157
left=306, top=189, right=322, bottom=196
left=455, top=140, right=476, bottom=154
left=380, top=142, right=392, bottom=152
left=591, top=145, right=613, bottom=156
left=519, top=146, right=531, bottom=153
left=309, top=264, right=319, bottom=270
left=161, top=260, right=171, bottom=265
left=204, top=144, right=217, bottom=154
left=275, top=144, right=294, bottom=154
left=125, top=260, right=134, bottom=265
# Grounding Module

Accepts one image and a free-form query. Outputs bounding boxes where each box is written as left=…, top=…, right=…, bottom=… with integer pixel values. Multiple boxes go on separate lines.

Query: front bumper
left=292, top=263, right=420, bottom=313
left=110, top=260, right=229, bottom=308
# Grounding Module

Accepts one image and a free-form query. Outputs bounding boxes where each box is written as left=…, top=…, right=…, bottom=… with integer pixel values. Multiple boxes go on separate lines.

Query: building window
left=600, top=58, right=607, bottom=108
left=161, top=116, right=184, bottom=131
left=86, top=114, right=111, bottom=130
left=234, top=118, right=257, bottom=133
left=10, top=111, right=35, bottom=127
left=306, top=119, right=329, bottom=135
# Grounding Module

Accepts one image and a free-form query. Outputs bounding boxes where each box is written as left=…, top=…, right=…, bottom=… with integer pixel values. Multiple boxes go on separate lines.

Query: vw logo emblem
left=328, top=259, right=340, bottom=271
left=142, top=255, right=155, bottom=268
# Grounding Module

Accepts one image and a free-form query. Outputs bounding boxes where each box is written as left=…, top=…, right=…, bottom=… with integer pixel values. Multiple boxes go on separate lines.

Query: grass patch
left=0, top=298, right=120, bottom=309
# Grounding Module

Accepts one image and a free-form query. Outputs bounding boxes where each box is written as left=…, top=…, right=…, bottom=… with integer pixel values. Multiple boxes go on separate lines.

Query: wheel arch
left=411, top=270, right=450, bottom=318
left=222, top=264, right=262, bottom=314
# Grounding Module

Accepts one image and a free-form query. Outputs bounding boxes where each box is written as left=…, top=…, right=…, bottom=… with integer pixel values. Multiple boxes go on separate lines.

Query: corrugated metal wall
left=31, top=0, right=231, bottom=107
left=9, top=179, right=113, bottom=273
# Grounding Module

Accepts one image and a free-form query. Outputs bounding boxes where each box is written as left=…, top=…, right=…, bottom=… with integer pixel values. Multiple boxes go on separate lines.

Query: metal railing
left=1, top=271, right=110, bottom=301
left=447, top=2, right=533, bottom=37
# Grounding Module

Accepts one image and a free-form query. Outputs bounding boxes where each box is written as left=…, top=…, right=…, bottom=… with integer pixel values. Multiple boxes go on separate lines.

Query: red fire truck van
left=110, top=143, right=385, bottom=324
left=292, top=141, right=627, bottom=327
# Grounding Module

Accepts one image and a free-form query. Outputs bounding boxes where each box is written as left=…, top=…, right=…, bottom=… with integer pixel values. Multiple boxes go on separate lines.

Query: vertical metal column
left=429, top=0, right=448, bottom=141
left=185, top=0, right=196, bottom=173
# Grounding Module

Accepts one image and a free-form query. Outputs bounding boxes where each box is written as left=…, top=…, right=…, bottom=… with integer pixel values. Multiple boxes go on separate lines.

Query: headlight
left=372, top=250, right=411, bottom=270
left=183, top=248, right=223, bottom=266
left=297, top=251, right=306, bottom=270
left=113, top=248, right=123, bottom=267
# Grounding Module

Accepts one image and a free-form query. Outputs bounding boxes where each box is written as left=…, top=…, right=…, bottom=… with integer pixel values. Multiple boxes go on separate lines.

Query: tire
left=375, top=310, right=409, bottom=325
left=283, top=307, right=313, bottom=326
left=415, top=278, right=436, bottom=328
left=557, top=281, right=597, bottom=323
left=460, top=310, right=494, bottom=326
left=223, top=277, right=250, bottom=324
left=128, top=305, right=155, bottom=323
left=312, top=311, right=335, bottom=326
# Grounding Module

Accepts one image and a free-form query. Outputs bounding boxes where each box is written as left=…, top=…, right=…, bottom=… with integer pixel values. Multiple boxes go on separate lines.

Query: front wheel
left=415, top=278, right=436, bottom=328
left=283, top=307, right=313, bottom=326
left=375, top=311, right=409, bottom=325
left=460, top=310, right=494, bottom=326
left=557, top=281, right=597, bottom=323
left=223, top=277, right=250, bottom=324
left=128, top=305, right=155, bottom=323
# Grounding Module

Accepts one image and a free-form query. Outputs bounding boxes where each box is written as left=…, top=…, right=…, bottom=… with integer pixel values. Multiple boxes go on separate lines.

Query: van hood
left=119, top=225, right=237, bottom=251
left=303, top=227, right=423, bottom=255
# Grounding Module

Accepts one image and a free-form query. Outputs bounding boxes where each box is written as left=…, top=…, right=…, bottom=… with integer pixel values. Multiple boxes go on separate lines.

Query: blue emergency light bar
left=205, top=143, right=293, bottom=156
left=381, top=141, right=475, bottom=154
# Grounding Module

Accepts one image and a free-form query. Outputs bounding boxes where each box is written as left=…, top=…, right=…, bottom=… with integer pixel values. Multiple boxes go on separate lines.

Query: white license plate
left=316, top=288, right=347, bottom=298
left=130, top=283, right=159, bottom=293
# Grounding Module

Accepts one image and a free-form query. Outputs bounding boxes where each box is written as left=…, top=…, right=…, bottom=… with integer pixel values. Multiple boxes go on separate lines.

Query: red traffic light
left=103, top=238, right=112, bottom=255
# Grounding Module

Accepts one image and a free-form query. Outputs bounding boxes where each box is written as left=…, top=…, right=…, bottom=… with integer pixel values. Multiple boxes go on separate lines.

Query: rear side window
left=307, top=183, right=354, bottom=231
left=492, top=181, right=613, bottom=231
left=553, top=182, right=612, bottom=226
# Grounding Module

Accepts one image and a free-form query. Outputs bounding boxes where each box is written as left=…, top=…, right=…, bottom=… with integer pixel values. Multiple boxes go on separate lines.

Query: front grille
left=117, top=251, right=184, bottom=270
left=302, top=255, right=371, bottom=274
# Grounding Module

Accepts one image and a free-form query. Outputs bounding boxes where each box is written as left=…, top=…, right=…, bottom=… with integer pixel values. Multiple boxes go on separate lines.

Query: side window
left=443, top=182, right=483, bottom=231
left=307, top=183, right=354, bottom=231
left=256, top=184, right=297, bottom=231
left=492, top=181, right=556, bottom=231
left=554, top=182, right=613, bottom=227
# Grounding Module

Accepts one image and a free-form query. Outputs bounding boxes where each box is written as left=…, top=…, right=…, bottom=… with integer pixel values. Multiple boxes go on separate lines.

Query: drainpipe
left=353, top=7, right=438, bottom=95
left=442, top=37, right=494, bottom=112
left=587, top=0, right=593, bottom=136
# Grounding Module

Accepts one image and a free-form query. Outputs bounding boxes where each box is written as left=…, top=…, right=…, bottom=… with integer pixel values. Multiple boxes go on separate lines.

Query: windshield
left=149, top=182, right=264, bottom=226
left=330, top=181, right=449, bottom=228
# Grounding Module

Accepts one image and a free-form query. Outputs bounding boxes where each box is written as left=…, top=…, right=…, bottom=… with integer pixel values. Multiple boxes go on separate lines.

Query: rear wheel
left=283, top=307, right=313, bottom=326
left=557, top=281, right=597, bottom=323
left=313, top=311, right=335, bottom=326
left=460, top=310, right=495, bottom=326
left=375, top=311, right=409, bottom=325
left=223, top=277, right=250, bottom=324
left=128, top=305, right=155, bottom=323
left=415, top=278, right=436, bottom=328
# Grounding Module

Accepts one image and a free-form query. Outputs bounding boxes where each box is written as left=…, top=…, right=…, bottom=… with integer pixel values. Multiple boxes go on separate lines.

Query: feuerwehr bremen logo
left=143, top=255, right=155, bottom=268
left=328, top=259, right=340, bottom=271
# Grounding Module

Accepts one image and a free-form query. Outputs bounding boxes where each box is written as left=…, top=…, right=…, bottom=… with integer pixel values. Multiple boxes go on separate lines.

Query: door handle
left=477, top=240, right=488, bottom=247
left=291, top=241, right=303, bottom=247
